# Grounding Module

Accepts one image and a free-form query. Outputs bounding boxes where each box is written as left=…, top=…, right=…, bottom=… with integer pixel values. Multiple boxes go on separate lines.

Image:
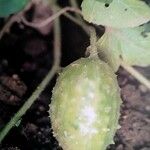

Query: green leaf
left=82, top=0, right=150, bottom=28
left=97, top=22, right=150, bottom=71
left=0, top=0, right=29, bottom=17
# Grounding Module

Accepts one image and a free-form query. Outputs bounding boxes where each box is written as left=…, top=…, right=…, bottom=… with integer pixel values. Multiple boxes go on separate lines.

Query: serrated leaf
left=81, top=0, right=150, bottom=28
left=97, top=22, right=150, bottom=71
left=0, top=0, right=28, bottom=17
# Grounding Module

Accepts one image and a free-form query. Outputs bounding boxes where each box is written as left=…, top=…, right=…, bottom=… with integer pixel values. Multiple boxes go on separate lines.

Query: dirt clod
left=0, top=75, right=27, bottom=105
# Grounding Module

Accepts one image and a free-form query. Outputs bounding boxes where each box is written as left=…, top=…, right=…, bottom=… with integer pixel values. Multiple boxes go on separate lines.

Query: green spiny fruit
left=49, top=56, right=121, bottom=150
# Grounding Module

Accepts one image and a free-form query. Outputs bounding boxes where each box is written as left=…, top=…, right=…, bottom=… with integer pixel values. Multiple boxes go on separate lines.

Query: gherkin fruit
left=49, top=57, right=121, bottom=150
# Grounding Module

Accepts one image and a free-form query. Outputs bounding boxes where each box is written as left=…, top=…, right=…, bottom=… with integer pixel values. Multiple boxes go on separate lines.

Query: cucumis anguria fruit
left=49, top=55, right=122, bottom=150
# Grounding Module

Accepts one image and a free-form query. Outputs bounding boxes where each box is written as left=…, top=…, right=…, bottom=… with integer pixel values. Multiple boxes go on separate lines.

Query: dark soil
left=0, top=1, right=150, bottom=150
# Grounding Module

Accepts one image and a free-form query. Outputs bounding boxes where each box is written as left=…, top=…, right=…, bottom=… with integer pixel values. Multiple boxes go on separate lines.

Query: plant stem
left=0, top=1, right=33, bottom=40
left=121, top=61, right=150, bottom=90
left=0, top=8, right=61, bottom=143
left=70, top=0, right=80, bottom=11
left=69, top=0, right=82, bottom=21
left=22, top=6, right=82, bottom=28
left=55, top=5, right=90, bottom=35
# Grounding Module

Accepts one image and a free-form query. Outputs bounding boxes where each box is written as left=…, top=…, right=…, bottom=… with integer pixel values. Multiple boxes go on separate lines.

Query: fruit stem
left=89, top=27, right=99, bottom=58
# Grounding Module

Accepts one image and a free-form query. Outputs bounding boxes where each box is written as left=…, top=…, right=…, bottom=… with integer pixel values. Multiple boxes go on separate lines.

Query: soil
left=0, top=1, right=150, bottom=150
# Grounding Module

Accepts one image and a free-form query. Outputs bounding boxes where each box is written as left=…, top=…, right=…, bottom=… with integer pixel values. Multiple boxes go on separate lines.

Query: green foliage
left=82, top=0, right=150, bottom=71
left=0, top=0, right=28, bottom=17
left=97, top=22, right=150, bottom=71
left=50, top=57, right=121, bottom=150
left=81, top=0, right=150, bottom=28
